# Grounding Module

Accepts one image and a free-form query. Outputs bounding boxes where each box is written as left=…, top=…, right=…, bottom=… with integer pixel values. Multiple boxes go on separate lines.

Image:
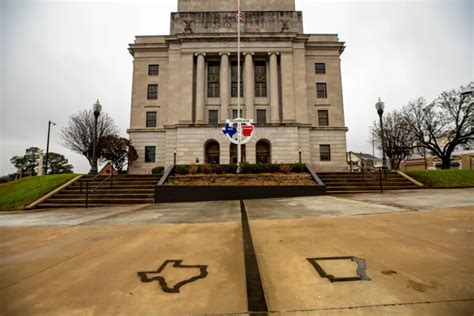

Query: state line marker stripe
left=240, top=200, right=268, bottom=313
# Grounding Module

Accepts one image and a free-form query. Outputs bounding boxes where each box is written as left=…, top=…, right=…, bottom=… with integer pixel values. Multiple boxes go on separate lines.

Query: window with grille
left=207, top=62, right=220, bottom=98
left=318, top=110, right=329, bottom=126
left=145, top=146, right=156, bottom=163
left=254, top=61, right=267, bottom=97
left=147, top=84, right=158, bottom=100
left=231, top=61, right=243, bottom=97
left=256, top=109, right=267, bottom=124
left=148, top=64, right=159, bottom=76
left=208, top=110, right=219, bottom=124
left=320, top=144, right=331, bottom=161
left=146, top=112, right=157, bottom=128
left=316, top=83, right=327, bottom=99
left=315, top=63, right=326, bottom=74
left=232, top=109, right=243, bottom=119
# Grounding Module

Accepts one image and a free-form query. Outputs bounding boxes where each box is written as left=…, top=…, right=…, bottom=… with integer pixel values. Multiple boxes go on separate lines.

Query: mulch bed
left=166, top=173, right=316, bottom=186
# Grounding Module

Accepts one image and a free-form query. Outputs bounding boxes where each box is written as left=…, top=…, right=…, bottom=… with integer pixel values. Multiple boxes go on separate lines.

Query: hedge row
left=174, top=163, right=307, bottom=175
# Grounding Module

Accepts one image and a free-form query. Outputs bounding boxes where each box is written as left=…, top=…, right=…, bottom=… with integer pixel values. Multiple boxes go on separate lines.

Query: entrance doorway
left=205, top=140, right=220, bottom=164
left=230, top=144, right=246, bottom=164
left=256, top=140, right=271, bottom=164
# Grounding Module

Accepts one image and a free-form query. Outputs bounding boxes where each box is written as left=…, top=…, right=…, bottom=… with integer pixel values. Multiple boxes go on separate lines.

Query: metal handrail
left=81, top=153, right=129, bottom=208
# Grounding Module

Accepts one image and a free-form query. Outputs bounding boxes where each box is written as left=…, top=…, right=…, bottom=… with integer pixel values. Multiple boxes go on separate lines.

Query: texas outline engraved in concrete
left=137, top=260, right=208, bottom=293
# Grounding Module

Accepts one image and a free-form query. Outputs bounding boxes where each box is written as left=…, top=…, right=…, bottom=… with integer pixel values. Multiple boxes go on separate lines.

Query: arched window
left=204, top=140, right=220, bottom=164
left=256, top=140, right=271, bottom=164
left=230, top=144, right=246, bottom=164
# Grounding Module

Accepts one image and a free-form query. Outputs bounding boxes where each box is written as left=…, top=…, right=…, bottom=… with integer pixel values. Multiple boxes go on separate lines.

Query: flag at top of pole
left=236, top=6, right=245, bottom=22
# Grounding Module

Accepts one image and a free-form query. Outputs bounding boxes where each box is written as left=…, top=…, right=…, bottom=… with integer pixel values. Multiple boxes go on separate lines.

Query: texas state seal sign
left=222, top=118, right=254, bottom=145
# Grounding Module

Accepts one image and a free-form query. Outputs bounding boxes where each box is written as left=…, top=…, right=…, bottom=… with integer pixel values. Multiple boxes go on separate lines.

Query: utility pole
left=44, top=120, right=56, bottom=175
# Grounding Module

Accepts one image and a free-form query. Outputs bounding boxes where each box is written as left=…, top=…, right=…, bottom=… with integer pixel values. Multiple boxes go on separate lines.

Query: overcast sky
left=1, top=0, right=472, bottom=174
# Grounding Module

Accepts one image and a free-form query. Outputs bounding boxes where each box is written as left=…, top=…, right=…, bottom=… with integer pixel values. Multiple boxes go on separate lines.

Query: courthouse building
left=127, top=0, right=348, bottom=173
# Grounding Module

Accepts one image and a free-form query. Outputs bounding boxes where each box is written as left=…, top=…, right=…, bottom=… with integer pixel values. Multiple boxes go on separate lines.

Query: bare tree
left=372, top=110, right=416, bottom=170
left=61, top=110, right=119, bottom=168
left=403, top=88, right=473, bottom=169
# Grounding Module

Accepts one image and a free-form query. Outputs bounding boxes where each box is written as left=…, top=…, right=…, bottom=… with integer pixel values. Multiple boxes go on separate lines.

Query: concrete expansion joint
left=276, top=298, right=474, bottom=313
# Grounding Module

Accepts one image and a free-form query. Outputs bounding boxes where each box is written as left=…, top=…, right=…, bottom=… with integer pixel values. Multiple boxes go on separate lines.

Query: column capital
left=194, top=52, right=206, bottom=57
left=243, top=52, right=254, bottom=56
left=219, top=52, right=231, bottom=56
left=268, top=52, right=280, bottom=56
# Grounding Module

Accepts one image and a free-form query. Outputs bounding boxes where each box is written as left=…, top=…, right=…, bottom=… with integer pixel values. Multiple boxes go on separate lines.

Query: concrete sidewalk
left=0, top=189, right=473, bottom=315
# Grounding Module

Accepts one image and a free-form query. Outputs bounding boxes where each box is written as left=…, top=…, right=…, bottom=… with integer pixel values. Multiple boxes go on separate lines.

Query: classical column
left=269, top=52, right=280, bottom=123
left=281, top=53, right=296, bottom=122
left=219, top=52, right=230, bottom=122
left=244, top=52, right=254, bottom=120
left=195, top=53, right=206, bottom=124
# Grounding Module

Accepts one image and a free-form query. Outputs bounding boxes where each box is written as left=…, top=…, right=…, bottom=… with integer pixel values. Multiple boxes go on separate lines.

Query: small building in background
left=99, top=162, right=117, bottom=176
left=346, top=152, right=379, bottom=172
left=401, top=150, right=474, bottom=171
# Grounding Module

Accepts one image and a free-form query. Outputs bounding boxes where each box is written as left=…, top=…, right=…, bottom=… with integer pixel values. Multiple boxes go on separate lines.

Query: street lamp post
left=173, top=149, right=177, bottom=166
left=375, top=98, right=387, bottom=172
left=298, top=147, right=302, bottom=164
left=44, top=120, right=56, bottom=175
left=89, top=100, right=102, bottom=174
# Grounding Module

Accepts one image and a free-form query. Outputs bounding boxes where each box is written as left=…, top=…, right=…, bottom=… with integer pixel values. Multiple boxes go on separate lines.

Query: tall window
left=316, top=83, right=327, bottom=98
left=208, top=110, right=219, bottom=124
left=315, top=63, right=326, bottom=74
left=231, top=61, right=243, bottom=97
left=318, top=110, right=329, bottom=126
left=320, top=144, right=331, bottom=161
left=147, top=84, right=158, bottom=100
left=254, top=61, right=267, bottom=97
left=148, top=64, right=159, bottom=76
left=146, top=112, right=157, bottom=128
left=208, top=62, right=220, bottom=98
left=232, top=109, right=243, bottom=119
left=145, top=146, right=156, bottom=163
left=256, top=109, right=267, bottom=124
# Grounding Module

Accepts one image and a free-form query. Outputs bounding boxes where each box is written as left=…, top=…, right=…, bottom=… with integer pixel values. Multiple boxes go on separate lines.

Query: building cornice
left=310, top=127, right=349, bottom=132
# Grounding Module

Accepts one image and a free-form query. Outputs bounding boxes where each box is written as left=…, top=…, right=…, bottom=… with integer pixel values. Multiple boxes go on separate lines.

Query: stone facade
left=128, top=0, right=348, bottom=174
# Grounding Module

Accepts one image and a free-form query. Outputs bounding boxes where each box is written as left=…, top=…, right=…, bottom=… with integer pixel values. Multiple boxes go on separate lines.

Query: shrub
left=213, top=165, right=225, bottom=174
left=175, top=165, right=189, bottom=175
left=239, top=163, right=253, bottom=174
left=223, top=164, right=238, bottom=174
left=201, top=164, right=214, bottom=174
left=269, top=164, right=281, bottom=173
left=151, top=166, right=164, bottom=175
left=280, top=164, right=291, bottom=174
left=189, top=164, right=199, bottom=174
left=290, top=163, right=306, bottom=173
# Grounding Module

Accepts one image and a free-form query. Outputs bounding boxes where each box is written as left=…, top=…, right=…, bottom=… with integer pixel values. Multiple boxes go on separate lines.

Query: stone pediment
left=171, top=11, right=303, bottom=35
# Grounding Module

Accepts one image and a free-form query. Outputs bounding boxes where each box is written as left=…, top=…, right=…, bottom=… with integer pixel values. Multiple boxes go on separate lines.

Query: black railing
left=348, top=156, right=388, bottom=193
left=80, top=154, right=129, bottom=208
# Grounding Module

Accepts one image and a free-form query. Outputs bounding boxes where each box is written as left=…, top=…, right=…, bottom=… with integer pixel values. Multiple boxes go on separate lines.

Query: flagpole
left=237, top=0, right=242, bottom=170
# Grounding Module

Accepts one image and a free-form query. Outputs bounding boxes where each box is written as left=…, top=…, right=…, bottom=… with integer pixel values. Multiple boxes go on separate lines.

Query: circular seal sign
left=222, top=119, right=254, bottom=145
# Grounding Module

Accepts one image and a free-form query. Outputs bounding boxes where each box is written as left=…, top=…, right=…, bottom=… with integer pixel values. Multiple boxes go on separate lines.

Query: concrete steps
left=318, top=172, right=419, bottom=194
left=36, top=175, right=160, bottom=208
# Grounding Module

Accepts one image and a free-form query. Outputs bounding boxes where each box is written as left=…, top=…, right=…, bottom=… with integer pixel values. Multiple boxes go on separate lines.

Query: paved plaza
left=0, top=189, right=473, bottom=315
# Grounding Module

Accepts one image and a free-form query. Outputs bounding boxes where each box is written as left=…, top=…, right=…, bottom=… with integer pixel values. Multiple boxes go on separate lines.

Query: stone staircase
left=317, top=171, right=420, bottom=194
left=37, top=175, right=160, bottom=208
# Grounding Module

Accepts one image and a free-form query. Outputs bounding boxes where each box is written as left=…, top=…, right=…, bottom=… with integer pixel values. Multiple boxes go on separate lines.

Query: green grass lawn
left=0, top=174, right=78, bottom=211
left=405, top=169, right=474, bottom=188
